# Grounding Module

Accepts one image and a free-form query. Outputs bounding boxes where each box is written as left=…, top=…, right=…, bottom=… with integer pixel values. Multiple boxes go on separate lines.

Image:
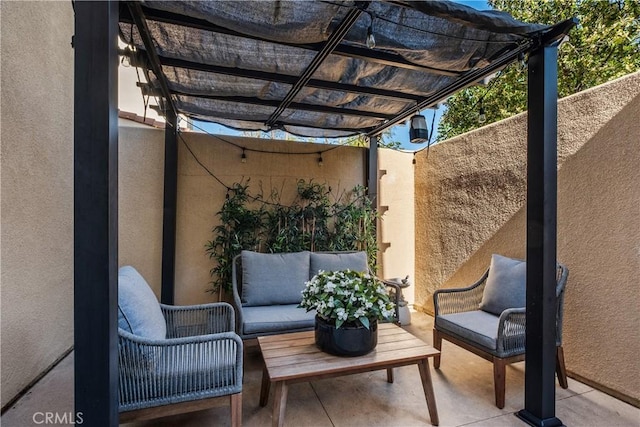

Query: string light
left=478, top=102, right=487, bottom=124
left=318, top=152, right=324, bottom=167
left=517, top=52, right=527, bottom=72
left=241, top=148, right=247, bottom=163
left=366, top=12, right=376, bottom=49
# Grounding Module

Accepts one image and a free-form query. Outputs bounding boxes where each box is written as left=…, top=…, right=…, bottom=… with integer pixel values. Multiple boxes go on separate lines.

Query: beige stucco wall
left=117, top=121, right=166, bottom=297
left=1, top=1, right=74, bottom=408
left=118, top=129, right=370, bottom=304
left=378, top=148, right=416, bottom=304
left=414, top=72, right=640, bottom=404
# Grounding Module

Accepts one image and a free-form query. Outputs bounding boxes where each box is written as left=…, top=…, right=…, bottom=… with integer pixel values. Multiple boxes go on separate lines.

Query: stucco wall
left=378, top=149, right=416, bottom=304
left=117, top=121, right=166, bottom=298
left=414, top=72, right=640, bottom=404
left=118, top=129, right=370, bottom=304
left=1, top=1, right=74, bottom=408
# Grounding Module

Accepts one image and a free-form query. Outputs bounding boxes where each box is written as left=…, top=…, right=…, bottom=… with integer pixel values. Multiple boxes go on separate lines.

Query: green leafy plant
left=205, top=181, right=265, bottom=294
left=331, top=185, right=377, bottom=269
left=299, top=270, right=396, bottom=329
left=206, top=180, right=378, bottom=293
left=438, top=0, right=640, bottom=141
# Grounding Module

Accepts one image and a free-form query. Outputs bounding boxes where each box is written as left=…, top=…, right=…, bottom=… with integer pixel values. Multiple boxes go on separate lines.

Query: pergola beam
left=127, top=2, right=176, bottom=115
left=367, top=17, right=579, bottom=137
left=119, top=5, right=461, bottom=77
left=157, top=56, right=423, bottom=102
left=171, top=90, right=395, bottom=120
left=266, top=5, right=366, bottom=126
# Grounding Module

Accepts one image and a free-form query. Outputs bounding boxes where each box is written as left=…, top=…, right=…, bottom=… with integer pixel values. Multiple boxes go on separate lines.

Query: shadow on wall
left=414, top=72, right=640, bottom=311
left=431, top=91, right=640, bottom=406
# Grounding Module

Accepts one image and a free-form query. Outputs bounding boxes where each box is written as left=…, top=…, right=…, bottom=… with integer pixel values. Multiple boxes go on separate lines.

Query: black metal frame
left=161, top=109, right=178, bottom=304
left=517, top=44, right=563, bottom=427
left=265, top=5, right=365, bottom=127
left=119, top=2, right=578, bottom=137
left=72, top=1, right=578, bottom=423
left=73, top=1, right=119, bottom=425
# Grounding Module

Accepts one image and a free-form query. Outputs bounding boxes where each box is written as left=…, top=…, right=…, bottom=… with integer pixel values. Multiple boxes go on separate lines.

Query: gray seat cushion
left=241, top=250, right=310, bottom=307
left=118, top=266, right=166, bottom=340
left=436, top=310, right=500, bottom=352
left=479, top=254, right=526, bottom=315
left=242, top=305, right=316, bottom=335
left=309, top=251, right=368, bottom=277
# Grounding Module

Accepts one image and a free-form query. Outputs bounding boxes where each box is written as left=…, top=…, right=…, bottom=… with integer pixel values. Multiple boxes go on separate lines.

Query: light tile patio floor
left=3, top=311, right=638, bottom=426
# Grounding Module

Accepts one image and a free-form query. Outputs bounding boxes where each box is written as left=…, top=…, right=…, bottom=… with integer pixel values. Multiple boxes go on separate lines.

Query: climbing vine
left=205, top=179, right=377, bottom=293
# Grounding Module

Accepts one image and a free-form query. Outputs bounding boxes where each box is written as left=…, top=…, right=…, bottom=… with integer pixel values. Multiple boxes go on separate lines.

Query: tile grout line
left=309, top=382, right=336, bottom=427
left=455, top=411, right=523, bottom=427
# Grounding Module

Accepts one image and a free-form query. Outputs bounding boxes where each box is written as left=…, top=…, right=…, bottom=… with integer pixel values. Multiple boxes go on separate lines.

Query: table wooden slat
left=258, top=323, right=440, bottom=427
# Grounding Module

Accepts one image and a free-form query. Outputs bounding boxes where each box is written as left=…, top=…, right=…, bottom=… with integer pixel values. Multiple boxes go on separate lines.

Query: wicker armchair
left=117, top=266, right=243, bottom=426
left=432, top=256, right=569, bottom=409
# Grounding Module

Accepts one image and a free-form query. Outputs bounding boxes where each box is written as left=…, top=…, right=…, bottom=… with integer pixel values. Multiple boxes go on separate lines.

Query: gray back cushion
left=118, top=266, right=167, bottom=339
left=241, top=250, right=310, bottom=306
left=310, top=251, right=368, bottom=277
left=479, top=254, right=526, bottom=315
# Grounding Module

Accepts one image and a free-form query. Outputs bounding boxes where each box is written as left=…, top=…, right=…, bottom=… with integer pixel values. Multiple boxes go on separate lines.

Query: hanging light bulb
left=241, top=149, right=247, bottom=163
left=478, top=104, right=487, bottom=124
left=409, top=114, right=428, bottom=143
left=366, top=13, right=376, bottom=49
left=317, top=152, right=324, bottom=167
left=517, top=52, right=527, bottom=72
left=366, top=26, right=376, bottom=49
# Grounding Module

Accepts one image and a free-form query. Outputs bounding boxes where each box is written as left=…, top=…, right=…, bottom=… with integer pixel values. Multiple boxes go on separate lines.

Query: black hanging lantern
left=409, top=114, right=428, bottom=143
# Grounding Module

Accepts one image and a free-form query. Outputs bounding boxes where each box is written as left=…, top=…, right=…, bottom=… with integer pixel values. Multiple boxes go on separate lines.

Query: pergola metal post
left=367, top=134, right=379, bottom=203
left=516, top=44, right=562, bottom=427
left=73, top=1, right=119, bottom=425
left=161, top=109, right=178, bottom=304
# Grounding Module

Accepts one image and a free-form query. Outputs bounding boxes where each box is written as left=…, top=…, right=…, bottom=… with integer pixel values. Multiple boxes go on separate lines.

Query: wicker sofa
left=230, top=250, right=399, bottom=340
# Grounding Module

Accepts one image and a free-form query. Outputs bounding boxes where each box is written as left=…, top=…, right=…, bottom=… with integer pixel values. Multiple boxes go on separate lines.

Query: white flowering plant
left=299, top=269, right=396, bottom=329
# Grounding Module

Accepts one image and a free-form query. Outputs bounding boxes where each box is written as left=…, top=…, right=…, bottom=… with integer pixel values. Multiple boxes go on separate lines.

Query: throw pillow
left=241, top=251, right=310, bottom=306
left=118, top=266, right=167, bottom=340
left=479, top=254, right=526, bottom=315
left=309, top=251, right=368, bottom=276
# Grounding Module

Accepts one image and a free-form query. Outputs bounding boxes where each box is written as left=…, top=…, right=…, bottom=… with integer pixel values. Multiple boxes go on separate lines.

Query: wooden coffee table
left=258, top=323, right=440, bottom=427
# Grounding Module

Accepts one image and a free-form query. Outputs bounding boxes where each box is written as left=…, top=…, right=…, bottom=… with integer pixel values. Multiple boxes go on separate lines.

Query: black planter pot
left=314, top=315, right=378, bottom=357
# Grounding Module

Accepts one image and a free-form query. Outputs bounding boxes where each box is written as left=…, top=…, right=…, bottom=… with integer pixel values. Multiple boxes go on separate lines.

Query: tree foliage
left=437, top=0, right=640, bottom=141
left=340, top=129, right=402, bottom=149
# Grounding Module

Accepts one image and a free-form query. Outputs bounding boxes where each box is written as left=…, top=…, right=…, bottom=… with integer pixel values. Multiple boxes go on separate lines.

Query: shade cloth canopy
left=119, top=1, right=571, bottom=138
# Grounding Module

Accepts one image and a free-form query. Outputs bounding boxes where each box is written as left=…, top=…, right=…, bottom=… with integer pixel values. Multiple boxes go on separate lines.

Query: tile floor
left=2, top=311, right=638, bottom=426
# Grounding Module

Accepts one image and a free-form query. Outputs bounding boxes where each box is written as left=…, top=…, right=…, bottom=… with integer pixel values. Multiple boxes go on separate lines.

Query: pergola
left=73, top=2, right=576, bottom=426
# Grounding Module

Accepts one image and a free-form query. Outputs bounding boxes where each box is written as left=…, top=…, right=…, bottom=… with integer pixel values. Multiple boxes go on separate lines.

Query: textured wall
left=118, top=129, right=369, bottom=304
left=0, top=2, right=74, bottom=408
left=378, top=148, right=416, bottom=303
left=117, top=122, right=166, bottom=299
left=414, top=72, right=640, bottom=404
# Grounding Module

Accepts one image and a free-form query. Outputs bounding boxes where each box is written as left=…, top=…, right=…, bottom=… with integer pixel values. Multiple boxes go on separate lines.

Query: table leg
left=260, top=366, right=271, bottom=407
left=272, top=381, right=288, bottom=427
left=418, top=359, right=439, bottom=426
left=387, top=368, right=394, bottom=383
